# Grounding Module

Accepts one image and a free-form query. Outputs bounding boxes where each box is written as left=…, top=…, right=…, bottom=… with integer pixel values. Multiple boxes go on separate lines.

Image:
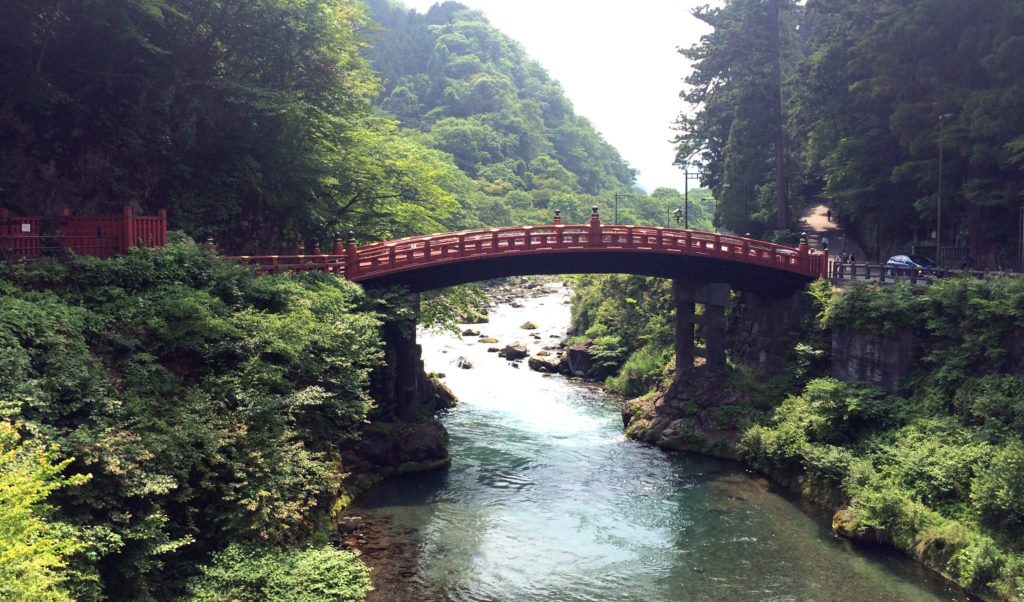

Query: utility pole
left=937, top=113, right=955, bottom=266
left=1019, top=199, right=1024, bottom=273
left=682, top=165, right=701, bottom=230
left=771, top=0, right=787, bottom=230
left=614, top=193, right=630, bottom=225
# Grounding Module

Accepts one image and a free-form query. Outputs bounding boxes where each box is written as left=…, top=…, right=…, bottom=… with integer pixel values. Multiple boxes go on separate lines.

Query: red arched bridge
left=230, top=209, right=827, bottom=296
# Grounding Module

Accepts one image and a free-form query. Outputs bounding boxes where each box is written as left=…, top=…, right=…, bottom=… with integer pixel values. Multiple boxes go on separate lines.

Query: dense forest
left=677, top=0, right=1024, bottom=268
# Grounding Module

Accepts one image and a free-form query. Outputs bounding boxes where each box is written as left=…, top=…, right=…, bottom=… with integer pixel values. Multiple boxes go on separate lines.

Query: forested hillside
left=364, top=0, right=635, bottom=226
left=677, top=0, right=1024, bottom=268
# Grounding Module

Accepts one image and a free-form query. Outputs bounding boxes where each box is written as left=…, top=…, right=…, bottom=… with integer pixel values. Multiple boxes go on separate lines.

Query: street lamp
left=681, top=165, right=702, bottom=230
left=673, top=208, right=683, bottom=225
left=937, top=113, right=955, bottom=266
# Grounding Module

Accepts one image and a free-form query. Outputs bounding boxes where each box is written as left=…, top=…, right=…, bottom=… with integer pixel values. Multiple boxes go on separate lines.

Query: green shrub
left=0, top=421, right=90, bottom=602
left=971, top=442, right=1024, bottom=536
left=605, top=344, right=670, bottom=397
left=187, top=544, right=372, bottom=601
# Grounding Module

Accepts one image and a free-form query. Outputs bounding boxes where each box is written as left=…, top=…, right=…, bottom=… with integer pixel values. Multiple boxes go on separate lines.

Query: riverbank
left=615, top=277, right=1024, bottom=601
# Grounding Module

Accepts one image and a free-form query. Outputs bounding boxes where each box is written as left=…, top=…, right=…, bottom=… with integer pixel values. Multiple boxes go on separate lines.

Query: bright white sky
left=400, top=0, right=712, bottom=193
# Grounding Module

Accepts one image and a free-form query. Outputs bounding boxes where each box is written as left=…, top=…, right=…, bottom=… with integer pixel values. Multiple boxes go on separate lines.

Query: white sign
left=21, top=223, right=31, bottom=233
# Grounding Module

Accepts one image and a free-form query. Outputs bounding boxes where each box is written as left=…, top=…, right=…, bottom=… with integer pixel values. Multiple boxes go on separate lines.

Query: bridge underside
left=354, top=250, right=814, bottom=296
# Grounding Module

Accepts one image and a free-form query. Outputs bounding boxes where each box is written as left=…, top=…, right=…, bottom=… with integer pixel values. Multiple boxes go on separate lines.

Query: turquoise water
left=350, top=285, right=970, bottom=601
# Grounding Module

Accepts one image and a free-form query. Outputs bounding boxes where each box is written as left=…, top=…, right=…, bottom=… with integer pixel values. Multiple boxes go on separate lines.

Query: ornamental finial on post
left=588, top=206, right=602, bottom=246
left=345, top=231, right=359, bottom=279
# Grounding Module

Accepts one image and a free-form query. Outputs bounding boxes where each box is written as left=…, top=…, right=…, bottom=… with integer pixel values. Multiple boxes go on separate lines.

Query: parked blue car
left=886, top=254, right=936, bottom=275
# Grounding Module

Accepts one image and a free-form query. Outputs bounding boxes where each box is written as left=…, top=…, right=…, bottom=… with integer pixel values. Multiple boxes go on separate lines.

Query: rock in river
left=498, top=343, right=529, bottom=360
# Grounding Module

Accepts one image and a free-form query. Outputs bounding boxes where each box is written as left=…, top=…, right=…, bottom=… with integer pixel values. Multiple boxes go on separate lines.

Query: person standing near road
left=826, top=208, right=833, bottom=222
left=821, top=236, right=829, bottom=251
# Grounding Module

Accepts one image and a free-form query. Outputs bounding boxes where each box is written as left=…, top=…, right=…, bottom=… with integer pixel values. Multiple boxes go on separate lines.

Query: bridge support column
left=674, top=280, right=730, bottom=373
left=674, top=280, right=696, bottom=371
left=371, top=292, right=427, bottom=421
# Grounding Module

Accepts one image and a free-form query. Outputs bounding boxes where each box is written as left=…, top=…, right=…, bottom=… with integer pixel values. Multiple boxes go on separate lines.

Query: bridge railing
left=349, top=223, right=824, bottom=280
left=229, top=253, right=346, bottom=275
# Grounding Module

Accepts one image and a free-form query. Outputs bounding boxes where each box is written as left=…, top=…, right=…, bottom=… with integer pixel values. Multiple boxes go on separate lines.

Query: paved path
left=800, top=204, right=866, bottom=261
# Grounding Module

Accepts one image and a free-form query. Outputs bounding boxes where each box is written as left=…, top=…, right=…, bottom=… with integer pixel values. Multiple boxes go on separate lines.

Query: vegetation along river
left=348, top=283, right=971, bottom=601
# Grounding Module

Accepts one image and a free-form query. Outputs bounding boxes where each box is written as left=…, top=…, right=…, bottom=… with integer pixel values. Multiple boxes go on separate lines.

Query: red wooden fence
left=0, top=209, right=42, bottom=258
left=0, top=207, right=167, bottom=260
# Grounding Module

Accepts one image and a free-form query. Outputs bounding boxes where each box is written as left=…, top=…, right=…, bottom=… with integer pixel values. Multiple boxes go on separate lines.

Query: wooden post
left=157, top=209, right=168, bottom=246
left=588, top=206, right=602, bottom=247
left=122, top=207, right=135, bottom=253
left=798, top=232, right=809, bottom=273
left=345, top=231, right=359, bottom=279
left=553, top=209, right=562, bottom=225
left=332, top=234, right=344, bottom=255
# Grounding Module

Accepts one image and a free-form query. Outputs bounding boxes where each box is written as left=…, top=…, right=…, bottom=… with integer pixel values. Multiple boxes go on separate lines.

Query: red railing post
left=333, top=234, right=344, bottom=256
left=553, top=209, right=562, bottom=225
left=588, top=206, right=602, bottom=247
left=345, top=231, right=359, bottom=279
left=798, top=232, right=810, bottom=275
left=157, top=209, right=168, bottom=246
left=820, top=249, right=829, bottom=278
left=122, top=207, right=135, bottom=253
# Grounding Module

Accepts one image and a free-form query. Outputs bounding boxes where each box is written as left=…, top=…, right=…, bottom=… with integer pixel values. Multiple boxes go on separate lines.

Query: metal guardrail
left=829, top=260, right=1019, bottom=284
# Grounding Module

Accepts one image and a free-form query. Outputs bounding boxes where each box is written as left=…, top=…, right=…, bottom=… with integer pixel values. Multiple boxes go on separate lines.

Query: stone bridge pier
left=674, top=279, right=731, bottom=373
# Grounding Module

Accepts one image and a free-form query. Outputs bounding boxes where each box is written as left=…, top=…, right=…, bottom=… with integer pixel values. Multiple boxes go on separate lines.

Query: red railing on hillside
left=229, top=209, right=828, bottom=281
left=0, top=207, right=167, bottom=260
left=0, top=209, right=42, bottom=258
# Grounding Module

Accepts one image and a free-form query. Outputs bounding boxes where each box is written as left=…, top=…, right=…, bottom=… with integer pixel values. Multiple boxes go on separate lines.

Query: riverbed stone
left=478, top=336, right=498, bottom=344
left=456, top=357, right=473, bottom=369
left=499, top=343, right=529, bottom=360
left=528, top=355, right=563, bottom=373
left=461, top=328, right=480, bottom=337
left=520, top=321, right=538, bottom=330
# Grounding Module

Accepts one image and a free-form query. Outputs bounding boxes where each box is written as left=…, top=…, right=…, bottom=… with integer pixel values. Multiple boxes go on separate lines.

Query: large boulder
left=528, top=355, right=564, bottom=373
left=567, top=339, right=595, bottom=377
left=499, top=343, right=529, bottom=360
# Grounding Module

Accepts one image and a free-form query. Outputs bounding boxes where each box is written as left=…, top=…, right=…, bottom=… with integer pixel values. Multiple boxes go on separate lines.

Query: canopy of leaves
left=678, top=0, right=1024, bottom=266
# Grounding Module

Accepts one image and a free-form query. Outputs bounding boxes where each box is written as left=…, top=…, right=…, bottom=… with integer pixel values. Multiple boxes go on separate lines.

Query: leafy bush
left=606, top=344, right=671, bottom=397
left=0, top=421, right=90, bottom=602
left=972, top=442, right=1024, bottom=535
left=187, top=544, right=372, bottom=601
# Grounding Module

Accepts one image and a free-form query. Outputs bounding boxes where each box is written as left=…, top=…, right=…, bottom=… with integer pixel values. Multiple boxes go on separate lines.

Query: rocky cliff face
left=351, top=316, right=456, bottom=485
left=728, top=290, right=815, bottom=374
left=831, top=327, right=916, bottom=394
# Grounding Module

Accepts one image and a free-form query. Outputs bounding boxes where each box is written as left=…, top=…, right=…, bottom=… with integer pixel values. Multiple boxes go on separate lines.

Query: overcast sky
left=399, top=0, right=712, bottom=192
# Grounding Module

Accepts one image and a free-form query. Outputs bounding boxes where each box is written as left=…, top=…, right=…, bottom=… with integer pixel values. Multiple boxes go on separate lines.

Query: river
left=347, top=282, right=970, bottom=601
